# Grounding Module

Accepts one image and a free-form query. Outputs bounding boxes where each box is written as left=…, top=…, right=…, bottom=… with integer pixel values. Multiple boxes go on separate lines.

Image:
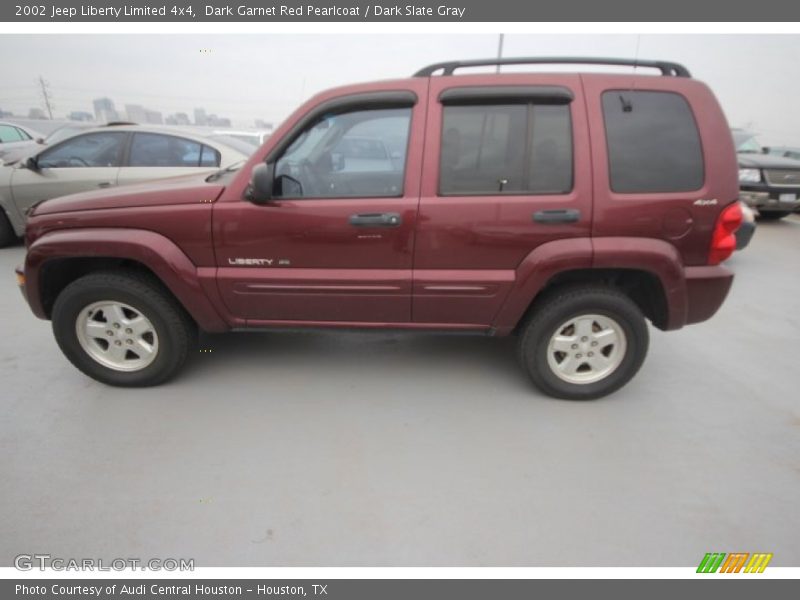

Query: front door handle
left=97, top=181, right=114, bottom=188
left=349, top=212, right=402, bottom=227
left=533, top=209, right=581, bottom=224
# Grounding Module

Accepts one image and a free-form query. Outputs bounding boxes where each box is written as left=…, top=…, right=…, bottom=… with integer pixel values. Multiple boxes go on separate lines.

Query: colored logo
left=697, top=552, right=773, bottom=573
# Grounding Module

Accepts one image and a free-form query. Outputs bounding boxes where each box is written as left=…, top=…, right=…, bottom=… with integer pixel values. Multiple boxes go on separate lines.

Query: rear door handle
left=349, top=213, right=402, bottom=227
left=97, top=181, right=114, bottom=188
left=533, top=209, right=581, bottom=224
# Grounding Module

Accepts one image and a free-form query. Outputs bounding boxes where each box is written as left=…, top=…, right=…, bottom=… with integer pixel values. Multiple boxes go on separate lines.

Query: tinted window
left=38, top=132, right=126, bottom=168
left=275, top=107, right=412, bottom=199
left=199, top=145, right=221, bottom=167
left=440, top=103, right=572, bottom=195
left=129, top=133, right=220, bottom=167
left=0, top=125, right=26, bottom=143
left=602, top=91, right=703, bottom=193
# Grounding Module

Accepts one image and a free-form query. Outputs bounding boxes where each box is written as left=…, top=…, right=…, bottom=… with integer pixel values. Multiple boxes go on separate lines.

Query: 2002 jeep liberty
left=15, top=57, right=742, bottom=399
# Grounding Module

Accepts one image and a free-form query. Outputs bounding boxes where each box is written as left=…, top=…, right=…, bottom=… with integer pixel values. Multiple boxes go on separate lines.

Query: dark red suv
left=16, top=57, right=742, bottom=399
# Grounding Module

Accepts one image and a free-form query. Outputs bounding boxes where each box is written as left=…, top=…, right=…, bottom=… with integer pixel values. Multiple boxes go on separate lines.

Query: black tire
left=51, top=270, right=195, bottom=387
left=757, top=211, right=791, bottom=221
left=517, top=286, right=649, bottom=400
left=0, top=209, right=17, bottom=248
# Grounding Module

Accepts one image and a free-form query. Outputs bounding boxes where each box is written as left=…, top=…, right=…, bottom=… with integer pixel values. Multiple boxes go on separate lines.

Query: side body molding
left=24, top=228, right=229, bottom=332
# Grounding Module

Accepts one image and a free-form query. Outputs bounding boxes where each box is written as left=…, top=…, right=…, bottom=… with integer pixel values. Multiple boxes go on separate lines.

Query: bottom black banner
left=3, top=579, right=796, bottom=599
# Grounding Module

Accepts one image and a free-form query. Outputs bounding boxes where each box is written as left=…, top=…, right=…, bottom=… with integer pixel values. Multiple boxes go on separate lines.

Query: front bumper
left=740, top=183, right=800, bottom=212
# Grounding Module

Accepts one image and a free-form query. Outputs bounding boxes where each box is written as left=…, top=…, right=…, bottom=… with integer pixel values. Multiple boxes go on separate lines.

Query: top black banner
left=3, top=0, right=800, bottom=22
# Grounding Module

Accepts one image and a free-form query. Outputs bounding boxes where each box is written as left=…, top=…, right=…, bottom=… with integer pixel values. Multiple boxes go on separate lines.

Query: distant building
left=124, top=104, right=147, bottom=124
left=93, top=97, right=118, bottom=122
left=254, top=119, right=274, bottom=130
left=0, top=108, right=12, bottom=118
left=124, top=104, right=163, bottom=125
left=68, top=111, right=94, bottom=122
left=207, top=114, right=231, bottom=128
left=144, top=109, right=163, bottom=125
left=194, top=107, right=208, bottom=126
left=165, top=112, right=191, bottom=126
left=28, top=108, right=46, bottom=119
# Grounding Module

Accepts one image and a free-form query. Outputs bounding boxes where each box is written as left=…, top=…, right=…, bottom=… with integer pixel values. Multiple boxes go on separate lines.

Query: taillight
left=708, top=202, right=743, bottom=265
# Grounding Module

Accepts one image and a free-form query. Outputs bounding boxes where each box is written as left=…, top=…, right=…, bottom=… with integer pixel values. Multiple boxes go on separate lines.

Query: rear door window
left=439, top=103, right=573, bottom=195
left=602, top=90, right=704, bottom=193
left=129, top=133, right=219, bottom=167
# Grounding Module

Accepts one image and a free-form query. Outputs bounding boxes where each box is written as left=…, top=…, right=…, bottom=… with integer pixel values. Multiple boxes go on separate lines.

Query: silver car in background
left=0, top=124, right=248, bottom=246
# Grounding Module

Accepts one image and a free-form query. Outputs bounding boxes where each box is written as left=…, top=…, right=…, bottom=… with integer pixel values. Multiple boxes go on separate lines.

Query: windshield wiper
left=206, top=160, right=245, bottom=182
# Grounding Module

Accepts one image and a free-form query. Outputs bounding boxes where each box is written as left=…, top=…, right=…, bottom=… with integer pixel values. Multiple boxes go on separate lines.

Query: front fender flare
left=24, top=228, right=229, bottom=332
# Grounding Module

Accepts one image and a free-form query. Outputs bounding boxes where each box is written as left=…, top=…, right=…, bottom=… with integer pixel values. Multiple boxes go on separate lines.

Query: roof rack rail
left=413, top=57, right=691, bottom=78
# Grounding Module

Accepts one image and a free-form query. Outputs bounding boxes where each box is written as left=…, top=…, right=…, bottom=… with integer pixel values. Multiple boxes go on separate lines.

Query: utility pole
left=496, top=34, right=504, bottom=73
left=37, top=76, right=54, bottom=119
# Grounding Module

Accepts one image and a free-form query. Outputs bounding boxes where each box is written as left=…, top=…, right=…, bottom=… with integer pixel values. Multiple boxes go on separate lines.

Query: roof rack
left=413, top=57, right=691, bottom=78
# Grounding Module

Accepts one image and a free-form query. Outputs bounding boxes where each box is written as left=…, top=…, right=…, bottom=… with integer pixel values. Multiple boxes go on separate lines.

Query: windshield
left=733, top=131, right=762, bottom=154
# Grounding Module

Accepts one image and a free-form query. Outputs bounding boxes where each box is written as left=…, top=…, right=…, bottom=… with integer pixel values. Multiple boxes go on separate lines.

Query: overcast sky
left=1, top=34, right=798, bottom=144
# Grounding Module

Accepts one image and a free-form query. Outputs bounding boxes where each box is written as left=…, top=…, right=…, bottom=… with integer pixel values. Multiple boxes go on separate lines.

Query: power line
left=37, top=76, right=54, bottom=119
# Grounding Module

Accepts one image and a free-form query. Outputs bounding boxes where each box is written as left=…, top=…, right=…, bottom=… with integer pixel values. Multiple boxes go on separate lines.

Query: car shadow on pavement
left=183, top=328, right=529, bottom=391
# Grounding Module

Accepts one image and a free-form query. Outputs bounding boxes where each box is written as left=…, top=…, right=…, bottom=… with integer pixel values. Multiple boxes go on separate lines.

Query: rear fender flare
left=492, top=237, right=687, bottom=333
left=492, top=238, right=593, bottom=333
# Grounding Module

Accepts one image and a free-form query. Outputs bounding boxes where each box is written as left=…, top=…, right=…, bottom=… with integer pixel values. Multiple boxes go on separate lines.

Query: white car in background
left=211, top=129, right=271, bottom=148
left=0, top=121, right=44, bottom=161
left=0, top=124, right=247, bottom=246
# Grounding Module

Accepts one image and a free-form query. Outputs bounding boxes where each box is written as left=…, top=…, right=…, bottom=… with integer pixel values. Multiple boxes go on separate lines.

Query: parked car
left=16, top=57, right=742, bottom=399
left=205, top=134, right=261, bottom=156
left=765, top=146, right=800, bottom=161
left=212, top=129, right=271, bottom=148
left=0, top=121, right=43, bottom=161
left=0, top=124, right=248, bottom=246
left=733, top=129, right=800, bottom=220
left=0, top=122, right=119, bottom=165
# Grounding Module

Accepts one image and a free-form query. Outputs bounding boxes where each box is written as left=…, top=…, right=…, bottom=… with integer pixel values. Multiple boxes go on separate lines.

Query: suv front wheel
left=52, top=271, right=195, bottom=387
left=517, top=286, right=649, bottom=400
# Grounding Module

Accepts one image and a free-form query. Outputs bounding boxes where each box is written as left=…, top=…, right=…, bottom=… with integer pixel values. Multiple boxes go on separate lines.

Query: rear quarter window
left=602, top=90, right=704, bottom=193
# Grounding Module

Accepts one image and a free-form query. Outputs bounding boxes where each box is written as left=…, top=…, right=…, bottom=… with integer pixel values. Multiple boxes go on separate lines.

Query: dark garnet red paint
left=20, top=71, right=740, bottom=336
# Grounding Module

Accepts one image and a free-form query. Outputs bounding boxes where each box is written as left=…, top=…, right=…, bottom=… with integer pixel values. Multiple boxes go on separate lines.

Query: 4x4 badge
left=693, top=198, right=718, bottom=206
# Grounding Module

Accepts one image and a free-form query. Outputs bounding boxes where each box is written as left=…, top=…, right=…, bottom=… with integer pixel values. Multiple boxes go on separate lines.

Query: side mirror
left=762, top=146, right=770, bottom=154
left=247, top=162, right=274, bottom=204
left=25, top=156, right=40, bottom=171
left=35, top=137, right=45, bottom=144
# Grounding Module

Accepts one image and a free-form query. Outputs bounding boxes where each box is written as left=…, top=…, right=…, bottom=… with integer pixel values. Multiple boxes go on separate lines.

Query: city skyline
left=1, top=94, right=245, bottom=129
left=1, top=35, right=799, bottom=144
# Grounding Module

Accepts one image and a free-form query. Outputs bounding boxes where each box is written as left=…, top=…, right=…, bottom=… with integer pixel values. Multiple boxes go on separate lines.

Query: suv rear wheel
left=52, top=271, right=195, bottom=386
left=517, top=286, right=648, bottom=400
